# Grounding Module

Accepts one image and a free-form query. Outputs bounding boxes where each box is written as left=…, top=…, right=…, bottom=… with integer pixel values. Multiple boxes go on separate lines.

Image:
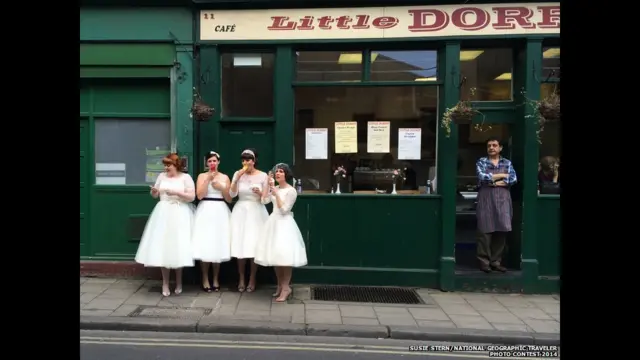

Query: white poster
left=96, top=163, right=127, bottom=185
left=367, top=121, right=390, bottom=153
left=305, top=128, right=328, bottom=159
left=398, top=128, right=422, bottom=160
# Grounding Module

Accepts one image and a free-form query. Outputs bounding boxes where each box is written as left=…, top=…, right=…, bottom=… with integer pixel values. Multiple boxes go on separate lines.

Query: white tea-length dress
left=192, top=180, right=232, bottom=263
left=135, top=172, right=195, bottom=269
left=229, top=171, right=269, bottom=259
left=255, top=186, right=308, bottom=267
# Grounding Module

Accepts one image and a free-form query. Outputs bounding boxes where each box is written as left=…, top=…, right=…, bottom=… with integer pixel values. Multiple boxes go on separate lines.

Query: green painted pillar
left=197, top=46, right=220, bottom=173
left=175, top=48, right=195, bottom=175
left=274, top=46, right=294, bottom=165
left=514, top=39, right=543, bottom=292
left=437, top=42, right=461, bottom=291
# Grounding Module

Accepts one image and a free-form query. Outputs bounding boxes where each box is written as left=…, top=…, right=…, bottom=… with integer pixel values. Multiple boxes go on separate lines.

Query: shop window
left=538, top=82, right=561, bottom=195
left=293, top=86, right=438, bottom=194
left=94, top=118, right=171, bottom=185
left=460, top=48, right=512, bottom=101
left=221, top=53, right=274, bottom=117
left=542, top=47, right=560, bottom=79
left=370, top=50, right=438, bottom=82
left=296, top=51, right=363, bottom=82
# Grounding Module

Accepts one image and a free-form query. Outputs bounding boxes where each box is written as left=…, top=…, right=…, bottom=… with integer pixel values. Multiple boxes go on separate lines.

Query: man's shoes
left=490, top=264, right=507, bottom=273
left=480, top=265, right=492, bottom=273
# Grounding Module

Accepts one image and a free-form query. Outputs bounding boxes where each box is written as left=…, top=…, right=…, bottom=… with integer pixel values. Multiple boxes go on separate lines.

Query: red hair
left=162, top=153, right=185, bottom=171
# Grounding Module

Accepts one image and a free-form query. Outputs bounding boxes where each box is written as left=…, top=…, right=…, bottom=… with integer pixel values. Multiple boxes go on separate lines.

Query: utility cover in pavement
left=311, top=285, right=425, bottom=304
left=129, top=306, right=212, bottom=319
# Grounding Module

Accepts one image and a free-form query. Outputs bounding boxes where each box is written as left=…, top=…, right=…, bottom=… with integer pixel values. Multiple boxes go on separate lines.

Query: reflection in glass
left=542, top=47, right=560, bottom=79
left=460, top=48, right=512, bottom=101
left=454, top=124, right=519, bottom=270
left=293, top=86, right=438, bottom=194
left=221, top=53, right=274, bottom=117
left=539, top=83, right=561, bottom=194
left=370, top=50, right=438, bottom=82
left=295, top=51, right=362, bottom=82
left=95, top=119, right=171, bottom=185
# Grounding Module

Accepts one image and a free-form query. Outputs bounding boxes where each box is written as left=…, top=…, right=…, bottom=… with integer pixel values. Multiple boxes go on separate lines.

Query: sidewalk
left=80, top=277, right=559, bottom=345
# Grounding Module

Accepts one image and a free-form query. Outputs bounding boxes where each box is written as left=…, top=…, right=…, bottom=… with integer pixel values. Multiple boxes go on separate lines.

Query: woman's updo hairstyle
left=162, top=153, right=187, bottom=172
left=272, top=163, right=293, bottom=183
left=206, top=151, right=220, bottom=161
left=240, top=148, right=258, bottom=166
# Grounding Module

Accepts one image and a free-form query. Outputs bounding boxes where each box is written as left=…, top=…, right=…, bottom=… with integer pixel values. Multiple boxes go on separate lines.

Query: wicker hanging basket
left=449, top=100, right=478, bottom=124
left=191, top=99, right=214, bottom=122
left=537, top=92, right=560, bottom=123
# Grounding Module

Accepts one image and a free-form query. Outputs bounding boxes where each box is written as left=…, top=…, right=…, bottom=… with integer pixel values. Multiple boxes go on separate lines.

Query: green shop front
left=195, top=0, right=560, bottom=293
left=80, top=5, right=195, bottom=264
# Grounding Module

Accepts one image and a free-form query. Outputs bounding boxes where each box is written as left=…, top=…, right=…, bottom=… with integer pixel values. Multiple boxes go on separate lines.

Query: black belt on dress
left=202, top=197, right=225, bottom=201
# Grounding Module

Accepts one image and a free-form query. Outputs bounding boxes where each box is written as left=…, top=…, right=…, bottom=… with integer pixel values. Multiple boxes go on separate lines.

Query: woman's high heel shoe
left=272, top=286, right=281, bottom=297
left=174, top=286, right=183, bottom=295
left=274, top=288, right=292, bottom=303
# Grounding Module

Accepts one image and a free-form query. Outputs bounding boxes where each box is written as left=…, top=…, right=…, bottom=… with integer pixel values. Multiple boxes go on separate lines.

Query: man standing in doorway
left=475, top=137, right=517, bottom=273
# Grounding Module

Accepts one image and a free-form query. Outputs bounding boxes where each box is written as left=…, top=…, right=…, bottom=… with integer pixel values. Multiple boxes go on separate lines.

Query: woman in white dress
left=135, top=153, right=196, bottom=297
left=192, top=151, right=232, bottom=293
left=228, top=148, right=270, bottom=292
left=255, top=163, right=308, bottom=302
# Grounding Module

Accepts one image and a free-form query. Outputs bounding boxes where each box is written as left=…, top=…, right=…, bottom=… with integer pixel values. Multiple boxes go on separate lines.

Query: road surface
left=80, top=330, right=558, bottom=360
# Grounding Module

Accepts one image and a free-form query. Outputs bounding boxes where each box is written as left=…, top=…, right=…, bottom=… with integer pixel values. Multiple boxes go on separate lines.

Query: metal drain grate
left=311, top=285, right=424, bottom=304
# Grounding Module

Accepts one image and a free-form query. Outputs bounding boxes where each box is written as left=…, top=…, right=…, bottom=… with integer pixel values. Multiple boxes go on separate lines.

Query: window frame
left=82, top=76, right=175, bottom=188
left=219, top=50, right=277, bottom=121
left=291, top=47, right=441, bottom=197
left=293, top=49, right=444, bottom=87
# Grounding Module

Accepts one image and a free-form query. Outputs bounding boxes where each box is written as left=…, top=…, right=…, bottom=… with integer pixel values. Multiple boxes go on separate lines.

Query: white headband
left=210, top=151, right=220, bottom=158
left=241, top=149, right=255, bottom=157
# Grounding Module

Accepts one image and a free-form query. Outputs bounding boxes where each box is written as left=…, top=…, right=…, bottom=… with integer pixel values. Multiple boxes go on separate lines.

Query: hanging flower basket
left=522, top=87, right=560, bottom=144
left=537, top=92, right=560, bottom=123
left=441, top=99, right=481, bottom=137
left=191, top=88, right=215, bottom=122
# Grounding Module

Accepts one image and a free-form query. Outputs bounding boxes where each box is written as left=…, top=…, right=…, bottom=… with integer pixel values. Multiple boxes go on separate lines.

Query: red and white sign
left=200, top=3, right=559, bottom=41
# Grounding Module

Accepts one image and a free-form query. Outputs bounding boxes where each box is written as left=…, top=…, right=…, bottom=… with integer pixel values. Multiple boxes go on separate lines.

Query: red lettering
left=537, top=6, right=560, bottom=29
left=371, top=16, right=398, bottom=29
left=335, top=15, right=352, bottom=29
left=451, top=7, right=490, bottom=31
left=298, top=16, right=314, bottom=30
left=317, top=16, right=333, bottom=29
left=352, top=15, right=370, bottom=29
left=267, top=16, right=296, bottom=30
left=492, top=6, right=536, bottom=30
left=408, top=9, right=449, bottom=32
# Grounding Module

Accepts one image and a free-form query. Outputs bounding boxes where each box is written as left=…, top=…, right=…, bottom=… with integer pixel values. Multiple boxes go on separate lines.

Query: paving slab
left=78, top=277, right=560, bottom=344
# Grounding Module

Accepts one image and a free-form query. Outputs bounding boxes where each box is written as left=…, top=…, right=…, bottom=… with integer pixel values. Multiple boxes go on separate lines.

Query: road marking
left=80, top=339, right=555, bottom=359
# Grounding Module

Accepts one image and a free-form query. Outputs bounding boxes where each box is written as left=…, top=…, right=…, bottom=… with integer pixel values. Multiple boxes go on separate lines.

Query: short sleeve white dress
left=191, top=178, right=232, bottom=263
left=135, top=172, right=195, bottom=269
left=254, top=186, right=308, bottom=267
left=228, top=171, right=269, bottom=259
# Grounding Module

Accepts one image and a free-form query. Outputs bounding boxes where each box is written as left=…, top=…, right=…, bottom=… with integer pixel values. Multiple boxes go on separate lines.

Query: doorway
left=217, top=123, right=275, bottom=177
left=215, top=122, right=277, bottom=287
left=454, top=122, right=521, bottom=272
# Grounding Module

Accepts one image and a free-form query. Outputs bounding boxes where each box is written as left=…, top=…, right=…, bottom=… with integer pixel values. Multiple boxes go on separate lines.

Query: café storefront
left=196, top=0, right=561, bottom=293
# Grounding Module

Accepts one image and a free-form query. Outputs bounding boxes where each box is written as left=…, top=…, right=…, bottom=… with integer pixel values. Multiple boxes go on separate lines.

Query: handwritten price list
left=408, top=344, right=559, bottom=358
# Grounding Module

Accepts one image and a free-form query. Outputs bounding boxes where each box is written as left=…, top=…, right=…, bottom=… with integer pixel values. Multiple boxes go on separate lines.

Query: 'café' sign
left=200, top=3, right=559, bottom=41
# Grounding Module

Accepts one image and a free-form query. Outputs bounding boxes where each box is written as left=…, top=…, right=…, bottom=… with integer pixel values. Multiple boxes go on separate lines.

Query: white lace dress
left=229, top=171, right=269, bottom=259
left=191, top=179, right=232, bottom=263
left=254, top=186, right=308, bottom=267
left=135, top=172, right=195, bottom=269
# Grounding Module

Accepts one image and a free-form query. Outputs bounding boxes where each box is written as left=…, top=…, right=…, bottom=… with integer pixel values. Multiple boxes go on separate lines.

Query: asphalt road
left=81, top=330, right=558, bottom=360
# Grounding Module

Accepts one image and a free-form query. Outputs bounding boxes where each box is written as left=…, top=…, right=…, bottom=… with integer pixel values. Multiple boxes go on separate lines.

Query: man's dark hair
left=485, top=137, right=502, bottom=146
